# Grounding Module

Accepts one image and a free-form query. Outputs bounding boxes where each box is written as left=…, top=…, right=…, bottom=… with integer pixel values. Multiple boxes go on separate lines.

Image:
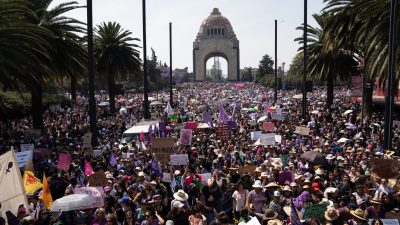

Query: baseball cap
left=273, top=191, right=281, bottom=197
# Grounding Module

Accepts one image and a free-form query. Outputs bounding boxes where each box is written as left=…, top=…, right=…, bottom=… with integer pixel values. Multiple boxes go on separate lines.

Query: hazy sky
left=51, top=0, right=325, bottom=74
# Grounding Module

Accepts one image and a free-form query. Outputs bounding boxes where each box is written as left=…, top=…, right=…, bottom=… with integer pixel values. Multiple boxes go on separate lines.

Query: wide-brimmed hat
left=324, top=207, right=339, bottom=221
left=290, top=182, right=298, bottom=187
left=260, top=172, right=269, bottom=178
left=370, top=196, right=382, bottom=205
left=267, top=219, right=282, bottom=225
left=351, top=209, right=367, bottom=221
left=315, top=168, right=324, bottom=175
left=263, top=208, right=278, bottom=220
left=326, top=154, right=335, bottom=160
left=282, top=185, right=292, bottom=192
left=173, top=189, right=188, bottom=201
left=265, top=182, right=280, bottom=188
left=252, top=180, right=263, bottom=188
left=271, top=159, right=282, bottom=167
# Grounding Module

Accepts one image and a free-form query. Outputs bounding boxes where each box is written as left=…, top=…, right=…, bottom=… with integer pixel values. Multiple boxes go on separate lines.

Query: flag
left=218, top=104, right=229, bottom=124
left=84, top=160, right=94, bottom=176
left=23, top=171, right=43, bottom=194
left=290, top=199, right=303, bottom=225
left=229, top=104, right=236, bottom=121
left=164, top=102, right=174, bottom=116
left=140, top=131, right=145, bottom=142
left=0, top=151, right=29, bottom=217
left=109, top=152, right=117, bottom=167
left=151, top=158, right=162, bottom=178
left=42, top=173, right=53, bottom=209
left=203, top=111, right=213, bottom=128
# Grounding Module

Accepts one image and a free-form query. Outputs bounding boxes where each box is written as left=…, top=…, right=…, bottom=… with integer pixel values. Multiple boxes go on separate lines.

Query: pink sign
left=180, top=129, right=193, bottom=146
left=262, top=122, right=275, bottom=131
left=185, top=122, right=198, bottom=130
left=57, top=153, right=71, bottom=171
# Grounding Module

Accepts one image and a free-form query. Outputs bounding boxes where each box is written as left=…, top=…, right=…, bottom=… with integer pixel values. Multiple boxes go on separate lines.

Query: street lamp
left=169, top=22, right=173, bottom=106
left=142, top=0, right=151, bottom=119
left=274, top=19, right=278, bottom=103
left=302, top=0, right=308, bottom=118
left=87, top=0, right=97, bottom=146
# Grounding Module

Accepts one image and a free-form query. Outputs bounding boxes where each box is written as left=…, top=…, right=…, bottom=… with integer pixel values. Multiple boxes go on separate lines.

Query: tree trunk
left=30, top=81, right=43, bottom=130
left=363, top=77, right=374, bottom=118
left=108, top=74, right=116, bottom=114
left=70, top=76, right=77, bottom=103
left=326, top=75, right=334, bottom=106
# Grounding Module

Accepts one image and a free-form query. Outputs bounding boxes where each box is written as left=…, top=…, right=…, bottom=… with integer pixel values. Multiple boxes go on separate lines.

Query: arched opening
left=204, top=54, right=228, bottom=82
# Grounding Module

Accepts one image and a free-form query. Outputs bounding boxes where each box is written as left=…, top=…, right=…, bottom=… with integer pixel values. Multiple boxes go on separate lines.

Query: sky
left=51, top=0, right=325, bottom=75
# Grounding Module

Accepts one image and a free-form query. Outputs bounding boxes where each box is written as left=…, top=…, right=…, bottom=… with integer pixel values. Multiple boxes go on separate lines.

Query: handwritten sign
left=180, top=129, right=193, bottom=145
left=93, top=150, right=102, bottom=157
left=262, top=122, right=274, bottom=131
left=88, top=172, right=107, bottom=187
left=260, top=133, right=276, bottom=146
left=251, top=131, right=262, bottom=141
left=275, top=135, right=282, bottom=143
left=170, top=154, right=189, bottom=165
left=295, top=126, right=310, bottom=136
left=271, top=114, right=283, bottom=121
left=303, top=204, right=326, bottom=219
left=20, top=144, right=34, bottom=152
left=57, top=153, right=71, bottom=171
left=162, top=173, right=171, bottom=183
left=82, top=132, right=92, bottom=149
left=15, top=150, right=33, bottom=167
left=152, top=138, right=175, bottom=148
left=216, top=127, right=231, bottom=140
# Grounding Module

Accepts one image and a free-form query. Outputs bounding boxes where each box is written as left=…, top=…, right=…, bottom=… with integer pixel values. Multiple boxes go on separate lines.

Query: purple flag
left=203, top=111, right=213, bottom=128
left=229, top=105, right=236, bottom=121
left=151, top=158, right=163, bottom=178
left=218, top=104, right=229, bottom=124
left=290, top=199, right=303, bottom=225
left=109, top=152, right=117, bottom=167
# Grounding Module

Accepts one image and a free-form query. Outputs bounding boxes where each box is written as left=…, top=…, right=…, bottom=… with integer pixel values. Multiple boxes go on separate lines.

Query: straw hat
left=173, top=189, right=188, bottom=201
left=350, top=209, right=367, bottom=221
left=370, top=196, right=382, bottom=205
left=290, top=182, right=298, bottom=187
left=302, top=184, right=310, bottom=189
left=315, top=168, right=325, bottom=175
left=271, top=159, right=282, bottom=167
left=260, top=172, right=269, bottom=178
left=282, top=185, right=292, bottom=192
left=267, top=219, right=282, bottom=225
left=263, top=209, right=278, bottom=221
left=265, top=182, right=280, bottom=188
left=324, top=207, right=339, bottom=221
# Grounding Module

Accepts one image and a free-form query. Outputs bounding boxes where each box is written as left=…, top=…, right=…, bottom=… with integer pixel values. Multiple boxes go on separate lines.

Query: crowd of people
left=0, top=82, right=399, bottom=225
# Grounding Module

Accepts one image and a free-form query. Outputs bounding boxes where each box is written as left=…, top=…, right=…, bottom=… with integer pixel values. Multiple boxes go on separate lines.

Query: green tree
left=257, top=54, right=274, bottom=82
left=94, top=22, right=141, bottom=113
left=296, top=14, right=357, bottom=106
left=241, top=67, right=255, bottom=82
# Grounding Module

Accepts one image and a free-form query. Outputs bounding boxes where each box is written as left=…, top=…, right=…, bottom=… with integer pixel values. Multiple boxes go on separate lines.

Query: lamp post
left=383, top=0, right=398, bottom=149
left=302, top=0, right=308, bottom=118
left=142, top=0, right=150, bottom=119
left=87, top=0, right=97, bottom=146
left=169, top=22, right=173, bottom=106
left=274, top=19, right=278, bottom=103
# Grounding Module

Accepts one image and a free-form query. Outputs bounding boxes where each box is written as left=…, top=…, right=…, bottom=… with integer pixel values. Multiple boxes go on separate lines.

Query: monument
left=193, top=8, right=240, bottom=81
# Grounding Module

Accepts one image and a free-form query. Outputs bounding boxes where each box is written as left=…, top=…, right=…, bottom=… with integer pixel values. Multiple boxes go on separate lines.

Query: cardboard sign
left=295, top=126, right=310, bottom=136
left=152, top=138, right=175, bottom=148
left=238, top=165, right=257, bottom=175
left=15, top=150, right=33, bottom=167
left=371, top=158, right=400, bottom=179
left=260, top=133, right=276, bottom=146
left=170, top=154, right=189, bottom=165
left=251, top=131, right=262, bottom=141
left=303, top=204, right=327, bottom=219
left=262, top=122, right=274, bottom=131
left=57, top=153, right=71, bottom=171
left=180, top=129, right=193, bottom=145
left=88, top=172, right=107, bottom=187
left=20, top=144, right=34, bottom=152
left=216, top=127, right=231, bottom=140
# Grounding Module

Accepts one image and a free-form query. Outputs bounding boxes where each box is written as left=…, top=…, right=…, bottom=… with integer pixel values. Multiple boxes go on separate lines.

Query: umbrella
left=257, top=116, right=268, bottom=123
left=149, top=101, right=163, bottom=106
left=301, top=151, right=328, bottom=166
left=50, top=194, right=103, bottom=212
left=98, top=102, right=109, bottom=107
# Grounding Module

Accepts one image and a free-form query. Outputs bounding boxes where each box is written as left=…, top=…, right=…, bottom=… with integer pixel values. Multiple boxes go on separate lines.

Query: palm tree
left=296, top=14, right=358, bottom=106
left=94, top=22, right=141, bottom=113
left=24, top=0, right=87, bottom=129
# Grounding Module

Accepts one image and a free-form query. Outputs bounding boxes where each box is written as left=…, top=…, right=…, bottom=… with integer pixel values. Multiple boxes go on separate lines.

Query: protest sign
left=88, top=172, right=107, bottom=187
left=57, top=153, right=71, bottom=171
left=185, top=122, right=198, bottom=130
left=93, top=150, right=103, bottom=157
left=275, top=135, right=282, bottom=143
left=82, top=132, right=93, bottom=155
left=15, top=150, right=33, bottom=168
left=251, top=131, right=262, bottom=141
left=199, top=173, right=212, bottom=185
left=271, top=114, right=283, bottom=121
left=371, top=158, right=400, bottom=179
left=238, top=165, right=257, bottom=175
left=20, top=144, right=34, bottom=152
left=246, top=215, right=261, bottom=225
left=303, top=204, right=327, bottom=219
left=260, top=133, right=275, bottom=146
left=152, top=138, right=175, bottom=148
left=180, top=129, right=193, bottom=145
left=162, top=173, right=171, bottom=183
left=216, top=127, right=231, bottom=140
left=24, top=129, right=41, bottom=140
left=170, top=154, right=189, bottom=165
left=74, top=187, right=104, bottom=208
left=295, top=126, right=310, bottom=136
left=368, top=219, right=399, bottom=225
left=262, top=122, right=274, bottom=131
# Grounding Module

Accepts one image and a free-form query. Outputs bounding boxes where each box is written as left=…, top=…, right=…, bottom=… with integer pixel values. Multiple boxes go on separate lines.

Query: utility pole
left=87, top=0, right=97, bottom=146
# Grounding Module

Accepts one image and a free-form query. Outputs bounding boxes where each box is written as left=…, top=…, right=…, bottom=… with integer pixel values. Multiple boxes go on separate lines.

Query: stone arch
left=193, top=8, right=240, bottom=81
